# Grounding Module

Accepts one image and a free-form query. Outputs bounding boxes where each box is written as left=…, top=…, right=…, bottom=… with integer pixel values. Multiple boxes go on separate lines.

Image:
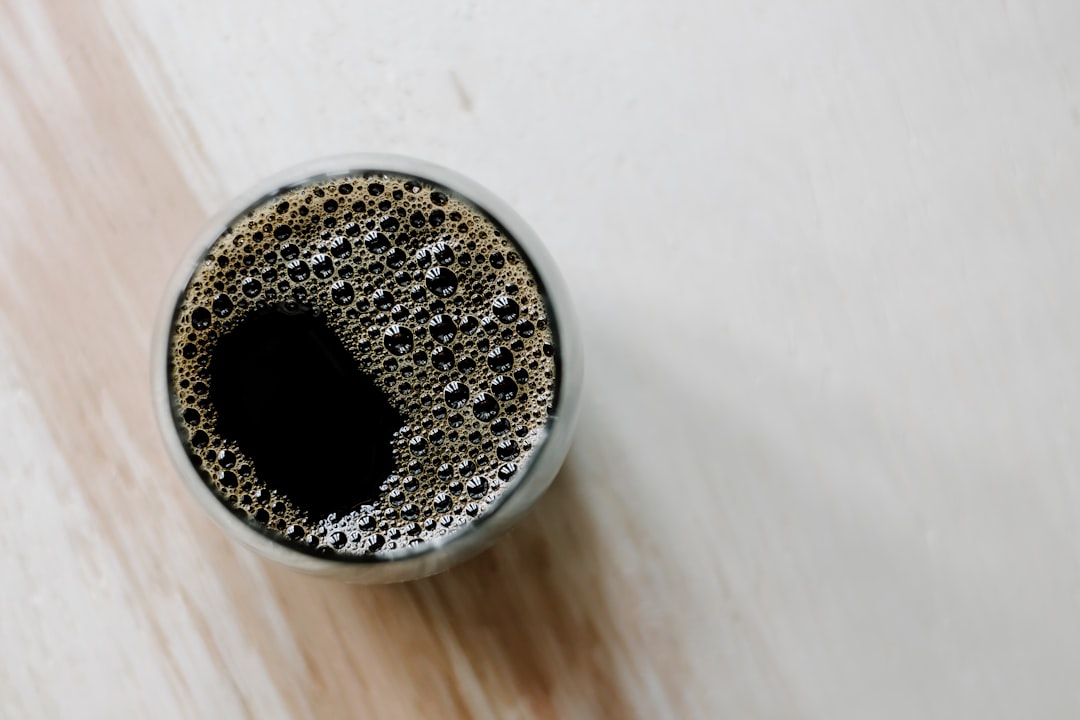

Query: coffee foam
left=169, top=173, right=557, bottom=558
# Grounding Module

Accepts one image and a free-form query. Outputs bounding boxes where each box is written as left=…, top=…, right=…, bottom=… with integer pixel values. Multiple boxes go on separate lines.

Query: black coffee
left=168, top=172, right=557, bottom=557
left=209, top=309, right=402, bottom=516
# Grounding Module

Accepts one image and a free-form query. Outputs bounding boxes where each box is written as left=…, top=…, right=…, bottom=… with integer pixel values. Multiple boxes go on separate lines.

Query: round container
left=153, top=154, right=583, bottom=583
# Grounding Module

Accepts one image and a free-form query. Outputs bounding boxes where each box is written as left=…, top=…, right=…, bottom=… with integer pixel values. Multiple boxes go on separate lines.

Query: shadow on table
left=259, top=444, right=638, bottom=719
left=378, top=451, right=635, bottom=719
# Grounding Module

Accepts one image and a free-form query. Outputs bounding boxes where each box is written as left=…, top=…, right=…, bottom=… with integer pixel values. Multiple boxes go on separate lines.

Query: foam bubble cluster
left=169, top=173, right=557, bottom=558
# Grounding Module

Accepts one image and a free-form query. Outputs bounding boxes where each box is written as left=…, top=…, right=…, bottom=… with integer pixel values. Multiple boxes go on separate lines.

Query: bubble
left=384, top=325, right=414, bottom=355
left=431, top=191, right=448, bottom=205
left=286, top=260, right=310, bottom=282
left=311, top=253, right=334, bottom=278
left=241, top=277, right=262, bottom=298
left=191, top=307, right=212, bottom=329
left=472, top=393, right=499, bottom=421
left=517, top=319, right=535, bottom=337
left=487, top=347, right=513, bottom=372
left=434, top=493, right=452, bottom=512
left=458, top=315, right=480, bottom=335
left=372, top=289, right=394, bottom=310
left=331, top=281, right=355, bottom=305
left=444, top=381, right=469, bottom=408
left=492, top=297, right=519, bottom=323
left=490, top=418, right=510, bottom=435
left=428, top=314, right=457, bottom=344
left=329, top=531, right=347, bottom=548
left=364, top=534, right=386, bottom=551
left=380, top=217, right=399, bottom=233
left=328, top=236, right=352, bottom=258
left=365, top=231, right=391, bottom=254
left=489, top=252, right=505, bottom=268
left=429, top=209, right=446, bottom=227
left=218, top=470, right=238, bottom=488
left=496, top=440, right=520, bottom=461
left=217, top=449, right=236, bottom=468
left=466, top=476, right=488, bottom=498
left=402, top=504, right=420, bottom=521
left=432, top=346, right=455, bottom=370
left=431, top=242, right=454, bottom=265
left=367, top=182, right=384, bottom=195
left=190, top=429, right=209, bottom=448
left=274, top=225, right=293, bottom=241
left=491, top=376, right=518, bottom=401
left=409, top=437, right=428, bottom=456
left=386, top=247, right=406, bottom=269
left=425, top=267, right=458, bottom=297
left=344, top=222, right=362, bottom=237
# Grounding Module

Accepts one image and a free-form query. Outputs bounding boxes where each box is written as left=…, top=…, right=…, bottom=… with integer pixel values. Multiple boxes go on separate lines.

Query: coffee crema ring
left=168, top=173, right=558, bottom=559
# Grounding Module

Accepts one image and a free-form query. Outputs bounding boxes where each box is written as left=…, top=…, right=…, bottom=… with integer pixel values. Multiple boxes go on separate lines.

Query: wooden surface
left=2, top=0, right=1080, bottom=717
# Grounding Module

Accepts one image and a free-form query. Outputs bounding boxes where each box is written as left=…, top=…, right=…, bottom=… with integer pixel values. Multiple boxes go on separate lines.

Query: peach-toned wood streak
left=0, top=2, right=691, bottom=718
left=5, top=0, right=1080, bottom=718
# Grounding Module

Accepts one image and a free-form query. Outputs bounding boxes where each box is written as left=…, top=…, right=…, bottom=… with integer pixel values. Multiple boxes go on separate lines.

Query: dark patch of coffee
left=209, top=309, right=402, bottom=516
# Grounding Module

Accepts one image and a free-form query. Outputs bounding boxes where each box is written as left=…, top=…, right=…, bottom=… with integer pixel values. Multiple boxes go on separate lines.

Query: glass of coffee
left=153, top=155, right=582, bottom=583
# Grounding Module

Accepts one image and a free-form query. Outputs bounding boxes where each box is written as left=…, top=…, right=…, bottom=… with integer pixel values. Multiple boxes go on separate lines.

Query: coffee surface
left=168, top=173, right=557, bottom=557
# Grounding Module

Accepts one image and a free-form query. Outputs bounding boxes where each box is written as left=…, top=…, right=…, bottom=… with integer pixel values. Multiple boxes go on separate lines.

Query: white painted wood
left=2, top=0, right=1080, bottom=717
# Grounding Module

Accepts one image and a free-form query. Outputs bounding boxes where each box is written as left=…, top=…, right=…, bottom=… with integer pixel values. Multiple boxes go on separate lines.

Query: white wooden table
left=3, top=1, right=1080, bottom=717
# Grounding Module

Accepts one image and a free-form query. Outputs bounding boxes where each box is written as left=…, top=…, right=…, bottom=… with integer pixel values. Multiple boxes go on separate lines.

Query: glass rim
left=152, top=153, right=583, bottom=581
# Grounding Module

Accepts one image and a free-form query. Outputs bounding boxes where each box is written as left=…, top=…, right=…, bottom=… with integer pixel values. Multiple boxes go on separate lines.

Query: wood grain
left=3, top=0, right=1080, bottom=717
